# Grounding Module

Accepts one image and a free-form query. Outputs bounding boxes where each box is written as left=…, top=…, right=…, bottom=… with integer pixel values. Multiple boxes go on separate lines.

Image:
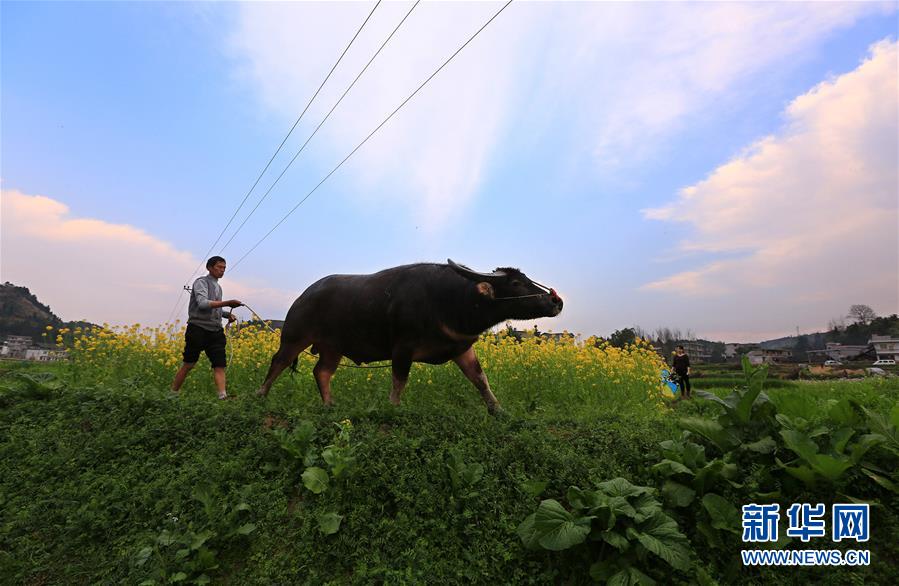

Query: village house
left=676, top=340, right=713, bottom=363
left=745, top=348, right=793, bottom=365
left=24, top=347, right=68, bottom=361
left=1, top=335, right=68, bottom=362
left=724, top=344, right=738, bottom=360
left=724, top=343, right=758, bottom=361
left=869, top=335, right=899, bottom=361
left=1, top=335, right=33, bottom=359
left=504, top=327, right=577, bottom=344
left=806, top=342, right=873, bottom=364
left=24, top=348, right=49, bottom=361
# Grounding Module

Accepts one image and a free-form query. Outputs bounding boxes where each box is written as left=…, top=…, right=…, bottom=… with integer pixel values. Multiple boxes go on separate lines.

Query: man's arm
left=210, top=299, right=243, bottom=309
left=193, top=279, right=242, bottom=309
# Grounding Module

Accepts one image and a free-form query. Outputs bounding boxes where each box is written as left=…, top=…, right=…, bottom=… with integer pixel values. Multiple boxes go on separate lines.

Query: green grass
left=692, top=377, right=799, bottom=389
left=0, top=382, right=671, bottom=584
left=1, top=363, right=897, bottom=585
left=681, top=378, right=899, bottom=423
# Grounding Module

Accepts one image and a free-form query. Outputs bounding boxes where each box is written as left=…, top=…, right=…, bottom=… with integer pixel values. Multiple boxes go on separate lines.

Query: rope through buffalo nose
left=532, top=280, right=562, bottom=302
left=493, top=279, right=562, bottom=302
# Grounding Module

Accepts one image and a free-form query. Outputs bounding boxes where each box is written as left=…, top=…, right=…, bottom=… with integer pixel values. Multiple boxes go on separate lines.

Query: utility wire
left=230, top=0, right=514, bottom=272
left=219, top=0, right=421, bottom=254
left=164, top=0, right=382, bottom=324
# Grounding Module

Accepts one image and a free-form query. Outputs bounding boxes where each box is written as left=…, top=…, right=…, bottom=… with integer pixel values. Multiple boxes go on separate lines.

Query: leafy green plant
left=852, top=401, right=899, bottom=493
left=673, top=358, right=783, bottom=500
left=299, top=419, right=358, bottom=495
left=295, top=419, right=359, bottom=536
left=322, top=419, right=358, bottom=480
left=654, top=434, right=738, bottom=500
left=135, top=485, right=256, bottom=584
left=301, top=467, right=329, bottom=494
left=680, top=357, right=777, bottom=454
left=520, top=479, right=549, bottom=500
left=662, top=359, right=893, bottom=583
left=271, top=419, right=317, bottom=470
left=192, top=484, right=257, bottom=539
left=651, top=433, right=742, bottom=545
left=656, top=358, right=801, bottom=564
left=446, top=448, right=484, bottom=501
left=316, top=511, right=344, bottom=536
left=0, top=371, right=65, bottom=401
left=518, top=477, right=692, bottom=585
left=135, top=524, right=220, bottom=585
left=775, top=400, right=882, bottom=487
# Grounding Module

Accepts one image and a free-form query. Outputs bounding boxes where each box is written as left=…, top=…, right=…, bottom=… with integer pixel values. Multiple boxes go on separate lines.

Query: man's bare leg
left=171, top=362, right=196, bottom=393
left=213, top=367, right=228, bottom=399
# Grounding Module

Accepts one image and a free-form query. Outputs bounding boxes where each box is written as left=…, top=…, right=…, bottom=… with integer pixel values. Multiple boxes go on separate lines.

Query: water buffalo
left=255, top=259, right=563, bottom=413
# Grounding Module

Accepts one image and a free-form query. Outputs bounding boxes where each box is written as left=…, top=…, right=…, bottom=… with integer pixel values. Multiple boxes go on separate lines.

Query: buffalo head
left=448, top=259, right=563, bottom=320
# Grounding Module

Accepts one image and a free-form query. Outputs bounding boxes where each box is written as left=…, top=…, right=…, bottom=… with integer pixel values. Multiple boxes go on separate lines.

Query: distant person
left=672, top=345, right=692, bottom=399
left=171, top=256, right=242, bottom=399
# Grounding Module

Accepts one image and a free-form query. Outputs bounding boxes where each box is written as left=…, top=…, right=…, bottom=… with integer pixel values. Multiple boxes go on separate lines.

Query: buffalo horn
left=447, top=259, right=507, bottom=282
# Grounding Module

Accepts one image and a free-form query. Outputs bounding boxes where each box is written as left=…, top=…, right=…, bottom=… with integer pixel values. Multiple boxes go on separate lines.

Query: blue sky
left=2, top=1, right=897, bottom=342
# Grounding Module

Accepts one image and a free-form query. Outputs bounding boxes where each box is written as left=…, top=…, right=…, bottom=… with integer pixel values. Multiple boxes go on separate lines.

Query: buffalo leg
left=389, top=357, right=412, bottom=406
left=257, top=339, right=308, bottom=397
left=313, top=350, right=342, bottom=406
left=453, top=348, right=500, bottom=415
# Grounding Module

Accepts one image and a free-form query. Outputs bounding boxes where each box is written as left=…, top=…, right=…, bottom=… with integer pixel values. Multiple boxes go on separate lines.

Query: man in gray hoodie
left=171, top=256, right=243, bottom=399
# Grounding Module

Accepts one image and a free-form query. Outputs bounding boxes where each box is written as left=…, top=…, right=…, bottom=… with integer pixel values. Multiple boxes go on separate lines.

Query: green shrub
left=518, top=477, right=693, bottom=584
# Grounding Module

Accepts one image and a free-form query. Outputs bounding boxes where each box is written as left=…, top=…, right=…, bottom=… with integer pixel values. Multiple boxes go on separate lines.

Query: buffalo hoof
left=492, top=409, right=513, bottom=423
left=255, top=388, right=269, bottom=398
left=487, top=403, right=504, bottom=417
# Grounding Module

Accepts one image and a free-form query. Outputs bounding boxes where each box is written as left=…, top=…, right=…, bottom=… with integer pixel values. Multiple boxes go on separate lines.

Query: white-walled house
left=746, top=348, right=793, bottom=365
left=2, top=335, right=32, bottom=359
left=806, top=343, right=872, bottom=363
left=25, top=348, right=50, bottom=361
left=23, top=347, right=67, bottom=361
left=1, top=335, right=67, bottom=361
left=869, top=335, right=899, bottom=361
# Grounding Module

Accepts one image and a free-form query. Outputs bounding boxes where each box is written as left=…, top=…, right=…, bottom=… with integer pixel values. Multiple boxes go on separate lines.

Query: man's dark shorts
left=183, top=323, right=227, bottom=368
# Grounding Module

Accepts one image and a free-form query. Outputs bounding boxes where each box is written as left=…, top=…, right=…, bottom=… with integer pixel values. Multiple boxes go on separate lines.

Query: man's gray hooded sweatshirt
left=188, top=275, right=223, bottom=331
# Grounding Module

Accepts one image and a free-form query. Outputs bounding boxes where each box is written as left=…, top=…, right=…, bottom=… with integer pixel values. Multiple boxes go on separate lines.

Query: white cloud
left=534, top=2, right=892, bottom=169
left=226, top=1, right=890, bottom=230
left=0, top=189, right=295, bottom=325
left=228, top=1, right=527, bottom=232
left=642, top=40, right=898, bottom=333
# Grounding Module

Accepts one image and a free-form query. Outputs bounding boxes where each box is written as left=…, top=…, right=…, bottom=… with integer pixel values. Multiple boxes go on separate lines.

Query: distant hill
left=826, top=314, right=899, bottom=345
left=760, top=332, right=828, bottom=350
left=757, top=314, right=899, bottom=353
left=0, top=282, right=94, bottom=340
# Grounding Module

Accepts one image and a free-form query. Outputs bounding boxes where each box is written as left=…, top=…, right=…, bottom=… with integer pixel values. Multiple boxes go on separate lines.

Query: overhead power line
left=229, top=0, right=515, bottom=272
left=218, top=0, right=422, bottom=254
left=165, top=0, right=383, bottom=324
